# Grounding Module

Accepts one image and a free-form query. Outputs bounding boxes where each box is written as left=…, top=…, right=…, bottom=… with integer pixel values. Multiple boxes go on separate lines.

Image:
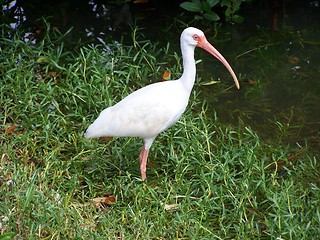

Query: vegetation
left=180, top=0, right=251, bottom=24
left=1, top=23, right=319, bottom=239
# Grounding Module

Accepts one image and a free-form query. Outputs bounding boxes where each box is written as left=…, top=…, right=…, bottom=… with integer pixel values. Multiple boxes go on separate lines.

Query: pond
left=200, top=25, right=320, bottom=148
left=2, top=0, right=320, bottom=150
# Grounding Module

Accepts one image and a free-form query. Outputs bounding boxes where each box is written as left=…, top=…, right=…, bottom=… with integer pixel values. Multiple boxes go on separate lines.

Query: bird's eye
left=192, top=34, right=199, bottom=41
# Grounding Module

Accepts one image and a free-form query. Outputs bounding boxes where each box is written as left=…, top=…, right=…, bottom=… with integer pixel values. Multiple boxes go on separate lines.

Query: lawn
left=1, top=24, right=319, bottom=239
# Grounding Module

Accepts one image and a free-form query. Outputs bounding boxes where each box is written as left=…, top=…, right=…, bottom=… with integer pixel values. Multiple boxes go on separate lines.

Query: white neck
left=179, top=42, right=197, bottom=93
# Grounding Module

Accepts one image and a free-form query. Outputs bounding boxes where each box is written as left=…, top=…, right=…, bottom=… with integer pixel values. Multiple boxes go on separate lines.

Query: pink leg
left=139, top=145, right=149, bottom=181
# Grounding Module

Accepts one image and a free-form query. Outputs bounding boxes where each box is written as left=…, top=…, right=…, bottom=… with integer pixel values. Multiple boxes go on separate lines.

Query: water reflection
left=2, top=0, right=140, bottom=44
left=2, top=0, right=25, bottom=32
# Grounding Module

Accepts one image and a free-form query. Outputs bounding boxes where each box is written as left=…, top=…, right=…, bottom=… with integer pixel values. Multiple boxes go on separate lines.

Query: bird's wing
left=86, top=80, right=189, bottom=139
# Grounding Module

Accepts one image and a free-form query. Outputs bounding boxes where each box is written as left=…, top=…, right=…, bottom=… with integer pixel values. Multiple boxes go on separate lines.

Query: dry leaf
left=99, top=136, right=113, bottom=141
left=288, top=56, right=299, bottom=64
left=246, top=79, right=257, bottom=85
left=93, top=196, right=116, bottom=209
left=162, top=71, right=171, bottom=80
left=49, top=71, right=57, bottom=77
left=147, top=161, right=155, bottom=168
left=6, top=124, right=17, bottom=135
left=160, top=71, right=171, bottom=82
left=5, top=124, right=25, bottom=136
left=163, top=203, right=179, bottom=211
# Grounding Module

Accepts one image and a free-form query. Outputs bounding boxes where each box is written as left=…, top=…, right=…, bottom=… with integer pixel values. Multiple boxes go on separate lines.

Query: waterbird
left=84, top=27, right=240, bottom=181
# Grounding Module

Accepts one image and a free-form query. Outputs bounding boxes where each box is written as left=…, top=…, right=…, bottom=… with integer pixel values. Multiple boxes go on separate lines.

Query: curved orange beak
left=198, top=36, right=240, bottom=89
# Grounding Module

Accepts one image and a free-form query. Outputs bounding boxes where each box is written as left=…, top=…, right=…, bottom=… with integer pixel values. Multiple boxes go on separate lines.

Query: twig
left=235, top=42, right=281, bottom=59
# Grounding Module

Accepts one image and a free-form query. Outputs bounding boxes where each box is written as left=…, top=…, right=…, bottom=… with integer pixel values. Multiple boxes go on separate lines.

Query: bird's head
left=181, top=27, right=206, bottom=47
left=181, top=27, right=240, bottom=89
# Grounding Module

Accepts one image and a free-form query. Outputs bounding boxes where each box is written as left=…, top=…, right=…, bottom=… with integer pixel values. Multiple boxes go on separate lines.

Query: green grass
left=1, top=24, right=320, bottom=239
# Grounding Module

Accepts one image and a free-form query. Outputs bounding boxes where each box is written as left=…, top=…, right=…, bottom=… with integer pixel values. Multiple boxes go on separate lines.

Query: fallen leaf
left=245, top=79, right=257, bottom=85
left=147, top=161, right=155, bottom=168
left=159, top=71, right=171, bottom=82
left=49, top=71, right=57, bottom=77
left=288, top=56, right=299, bottom=64
left=162, top=71, right=171, bottom=80
left=35, top=29, right=42, bottom=35
left=163, top=203, right=179, bottom=211
left=6, top=124, right=17, bottom=135
left=5, top=124, right=25, bottom=136
left=92, top=195, right=116, bottom=209
left=98, top=136, right=113, bottom=141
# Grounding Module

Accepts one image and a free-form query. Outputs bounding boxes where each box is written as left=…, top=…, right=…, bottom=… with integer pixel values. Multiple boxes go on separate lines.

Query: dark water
left=199, top=25, right=320, bottom=147
left=3, top=0, right=320, bottom=149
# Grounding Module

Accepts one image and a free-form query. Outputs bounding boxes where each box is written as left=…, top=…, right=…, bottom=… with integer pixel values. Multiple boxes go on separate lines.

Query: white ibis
left=84, top=27, right=240, bottom=181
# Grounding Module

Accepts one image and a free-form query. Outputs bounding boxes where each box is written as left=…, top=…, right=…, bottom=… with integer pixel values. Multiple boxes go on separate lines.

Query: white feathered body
left=84, top=79, right=190, bottom=144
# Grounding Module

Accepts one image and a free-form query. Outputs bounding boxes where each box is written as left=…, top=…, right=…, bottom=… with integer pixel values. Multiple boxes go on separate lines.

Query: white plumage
left=85, top=27, right=240, bottom=181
